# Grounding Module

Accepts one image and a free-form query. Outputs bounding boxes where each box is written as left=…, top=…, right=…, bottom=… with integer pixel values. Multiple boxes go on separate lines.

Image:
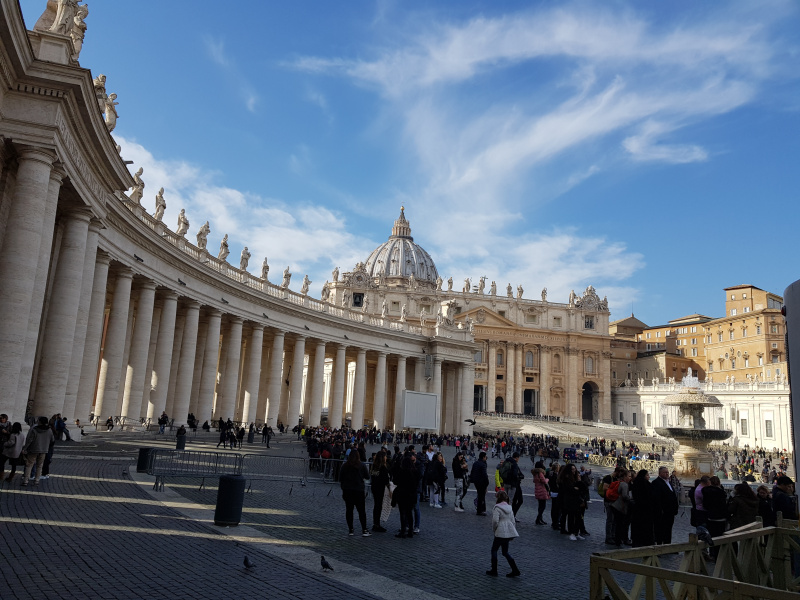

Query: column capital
left=356, top=347, right=367, bottom=355
left=113, top=265, right=135, bottom=279
left=14, top=144, right=57, bottom=168
left=184, top=299, right=201, bottom=310
left=159, top=288, right=179, bottom=301
left=95, top=250, right=112, bottom=266
left=269, top=328, right=285, bottom=339
left=228, top=314, right=243, bottom=324
left=135, top=278, right=158, bottom=291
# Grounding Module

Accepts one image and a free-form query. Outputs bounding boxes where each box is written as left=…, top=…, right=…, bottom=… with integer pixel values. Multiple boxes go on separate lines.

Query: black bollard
left=214, top=474, right=246, bottom=526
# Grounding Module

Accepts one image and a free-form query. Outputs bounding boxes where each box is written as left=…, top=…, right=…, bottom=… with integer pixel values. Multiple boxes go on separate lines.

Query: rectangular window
left=619, top=412, right=624, bottom=423
left=692, top=338, right=697, bottom=345
left=553, top=316, right=562, bottom=327
left=759, top=356, right=764, bottom=366
left=646, top=343, right=651, bottom=351
left=525, top=314, right=538, bottom=324
left=656, top=331, right=661, bottom=338
left=744, top=358, right=749, bottom=367
left=718, top=333, right=723, bottom=342
left=496, top=374, right=503, bottom=380
left=632, top=413, right=637, bottom=426
left=646, top=413, right=652, bottom=427
left=646, top=332, right=651, bottom=339
left=731, top=308, right=737, bottom=316
left=497, top=353, right=504, bottom=366
left=691, top=326, right=697, bottom=333
left=709, top=364, right=713, bottom=371
left=731, top=358, right=736, bottom=369
left=730, top=331, right=735, bottom=340
left=612, top=370, right=617, bottom=379
left=498, top=310, right=506, bottom=318
left=744, top=307, right=750, bottom=313
left=740, top=419, right=748, bottom=436
left=391, top=301, right=400, bottom=311
left=742, top=328, right=747, bottom=338
left=692, top=348, right=698, bottom=357
left=765, top=417, right=774, bottom=439
left=584, top=316, right=595, bottom=329
left=421, top=304, right=431, bottom=314
left=718, top=417, right=725, bottom=430
left=756, top=326, right=762, bottom=335
left=771, top=325, right=779, bottom=334
left=474, top=350, right=483, bottom=363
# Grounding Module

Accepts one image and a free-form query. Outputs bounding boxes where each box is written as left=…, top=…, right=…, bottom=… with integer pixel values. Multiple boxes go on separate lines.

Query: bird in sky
left=464, top=418, right=476, bottom=426
left=321, top=556, right=334, bottom=571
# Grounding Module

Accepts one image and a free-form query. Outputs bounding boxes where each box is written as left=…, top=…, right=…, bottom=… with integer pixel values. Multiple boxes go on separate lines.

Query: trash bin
left=137, top=447, right=154, bottom=473
left=247, top=431, right=255, bottom=444
left=175, top=435, right=186, bottom=450
left=214, top=474, right=246, bottom=527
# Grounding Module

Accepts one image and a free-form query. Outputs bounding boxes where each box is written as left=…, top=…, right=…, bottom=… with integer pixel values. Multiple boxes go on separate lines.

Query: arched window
left=585, top=356, right=594, bottom=374
left=497, top=351, right=504, bottom=367
left=526, top=351, right=534, bottom=368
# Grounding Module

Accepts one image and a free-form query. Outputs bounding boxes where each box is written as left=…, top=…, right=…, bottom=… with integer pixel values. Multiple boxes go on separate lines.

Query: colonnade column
left=195, top=309, right=221, bottom=421
left=75, top=251, right=111, bottom=420
left=217, top=316, right=243, bottom=420
left=242, top=324, right=264, bottom=424
left=287, top=336, right=306, bottom=427
left=164, top=310, right=186, bottom=417
left=120, top=280, right=157, bottom=419
left=171, top=301, right=200, bottom=424
left=308, top=340, right=326, bottom=426
left=0, top=147, right=57, bottom=421
left=189, top=318, right=209, bottom=416
left=264, top=331, right=285, bottom=426
left=141, top=303, right=162, bottom=420
left=539, top=345, right=550, bottom=415
left=487, top=343, right=497, bottom=412
left=32, top=209, right=93, bottom=417
left=351, top=348, right=367, bottom=429
left=506, top=342, right=516, bottom=415
left=147, top=290, right=178, bottom=420
left=393, top=355, right=407, bottom=429
left=94, top=267, right=134, bottom=418
left=373, top=351, right=387, bottom=429
left=329, top=344, right=346, bottom=429
left=461, top=364, right=475, bottom=435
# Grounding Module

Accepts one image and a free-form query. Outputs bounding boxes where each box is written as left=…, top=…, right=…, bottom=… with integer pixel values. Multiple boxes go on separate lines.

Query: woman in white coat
left=486, top=490, right=521, bottom=577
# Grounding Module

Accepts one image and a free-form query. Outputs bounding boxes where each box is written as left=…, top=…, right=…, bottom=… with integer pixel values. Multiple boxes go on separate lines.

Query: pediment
left=457, top=307, right=516, bottom=328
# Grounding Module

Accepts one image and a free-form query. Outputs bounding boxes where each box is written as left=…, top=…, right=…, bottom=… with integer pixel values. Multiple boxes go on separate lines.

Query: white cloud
left=202, top=35, right=259, bottom=114
left=203, top=36, right=228, bottom=67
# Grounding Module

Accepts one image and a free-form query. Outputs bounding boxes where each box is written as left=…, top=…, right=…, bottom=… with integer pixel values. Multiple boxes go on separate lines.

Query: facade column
left=329, top=344, right=347, bottom=429
left=0, top=147, right=57, bottom=421
left=94, top=267, right=134, bottom=419
left=61, top=218, right=102, bottom=418
left=432, top=358, right=443, bottom=429
left=217, top=316, right=243, bottom=420
left=120, top=280, right=157, bottom=419
left=351, top=348, right=367, bottom=429
left=171, top=300, right=200, bottom=425
left=506, top=342, right=516, bottom=415
left=195, top=309, right=221, bottom=421
left=600, top=352, right=611, bottom=422
left=567, top=348, right=579, bottom=418
left=515, top=344, right=524, bottom=413
left=445, top=366, right=456, bottom=433
left=488, top=343, right=497, bottom=412
left=461, top=364, right=475, bottom=435
left=242, top=324, right=264, bottom=424
left=393, top=355, right=407, bottom=429
left=148, top=292, right=178, bottom=420
left=414, top=357, right=425, bottom=391
left=75, top=251, right=111, bottom=420
left=308, top=340, right=326, bottom=426
left=373, top=351, right=387, bottom=429
left=264, top=331, right=285, bottom=426
left=539, top=345, right=550, bottom=416
left=32, top=209, right=93, bottom=417
left=287, top=335, right=306, bottom=427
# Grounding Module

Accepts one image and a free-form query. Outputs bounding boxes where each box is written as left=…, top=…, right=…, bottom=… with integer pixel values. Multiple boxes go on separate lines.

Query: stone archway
left=495, top=396, right=504, bottom=413
left=581, top=381, right=599, bottom=421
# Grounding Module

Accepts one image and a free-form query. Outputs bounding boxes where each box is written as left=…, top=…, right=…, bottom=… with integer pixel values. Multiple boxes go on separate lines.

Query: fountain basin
left=654, top=428, right=732, bottom=443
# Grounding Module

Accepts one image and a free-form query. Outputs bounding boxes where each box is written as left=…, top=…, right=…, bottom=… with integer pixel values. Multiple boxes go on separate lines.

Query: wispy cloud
left=203, top=36, right=228, bottom=67
left=202, top=35, right=259, bottom=114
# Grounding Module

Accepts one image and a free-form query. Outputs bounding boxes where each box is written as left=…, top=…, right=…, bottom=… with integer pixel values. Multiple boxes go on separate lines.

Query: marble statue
left=447, top=276, right=453, bottom=291
left=725, top=375, right=730, bottom=384
left=420, top=309, right=426, bottom=327
left=436, top=305, right=444, bottom=325
left=478, top=276, right=486, bottom=294
left=261, top=257, right=269, bottom=280
left=196, top=221, right=210, bottom=250
left=400, top=303, right=408, bottom=322
left=92, top=74, right=107, bottom=111
left=436, top=276, right=443, bottom=291
left=240, top=246, right=251, bottom=271
left=541, top=287, right=547, bottom=302
left=465, top=315, right=474, bottom=333
left=377, top=268, right=386, bottom=287
left=445, top=301, right=455, bottom=324
left=569, top=289, right=577, bottom=306
left=50, top=0, right=79, bottom=35
left=281, top=267, right=292, bottom=289
left=69, top=4, right=88, bottom=58
left=176, top=209, right=189, bottom=237
left=300, top=275, right=311, bottom=295
left=653, top=377, right=659, bottom=386
left=153, top=187, right=166, bottom=221
left=506, top=283, right=513, bottom=298
left=517, top=285, right=524, bottom=299
left=218, top=234, right=230, bottom=262
left=730, top=375, right=735, bottom=384
left=104, top=93, right=118, bottom=132
left=463, top=278, right=471, bottom=293
left=490, top=281, right=497, bottom=296
left=362, top=295, right=369, bottom=313
left=381, top=299, right=388, bottom=319
left=115, top=143, right=122, bottom=155
left=332, top=266, right=339, bottom=283
left=320, top=281, right=330, bottom=302
left=341, top=289, right=351, bottom=308
left=408, top=273, right=417, bottom=290
left=128, top=167, right=144, bottom=204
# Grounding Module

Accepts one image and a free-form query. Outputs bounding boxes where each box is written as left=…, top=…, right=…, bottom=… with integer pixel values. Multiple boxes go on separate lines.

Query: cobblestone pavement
left=0, top=430, right=698, bottom=599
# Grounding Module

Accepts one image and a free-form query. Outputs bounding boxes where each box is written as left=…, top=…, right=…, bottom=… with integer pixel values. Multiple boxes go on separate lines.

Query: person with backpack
left=501, top=452, right=524, bottom=520
left=532, top=463, right=550, bottom=525
left=598, top=470, right=616, bottom=545
left=608, top=469, right=633, bottom=546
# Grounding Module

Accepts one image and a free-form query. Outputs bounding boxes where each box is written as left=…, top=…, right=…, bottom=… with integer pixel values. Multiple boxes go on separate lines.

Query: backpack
left=499, top=459, right=513, bottom=482
left=605, top=480, right=621, bottom=503
left=597, top=481, right=606, bottom=498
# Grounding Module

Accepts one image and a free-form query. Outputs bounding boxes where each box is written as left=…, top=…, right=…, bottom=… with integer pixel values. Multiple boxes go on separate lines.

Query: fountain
left=654, top=369, right=732, bottom=477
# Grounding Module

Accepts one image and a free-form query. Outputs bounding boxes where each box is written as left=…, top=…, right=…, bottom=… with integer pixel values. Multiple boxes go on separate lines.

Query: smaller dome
left=363, top=208, right=439, bottom=284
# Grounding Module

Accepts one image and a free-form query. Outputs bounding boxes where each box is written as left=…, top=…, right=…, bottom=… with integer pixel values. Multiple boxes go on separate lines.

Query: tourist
left=773, top=475, right=798, bottom=521
left=105, top=416, right=114, bottom=431
left=158, top=411, right=168, bottom=434
left=393, top=452, right=420, bottom=538
left=652, top=466, right=680, bottom=544
left=1, top=422, right=25, bottom=483
left=728, top=483, right=759, bottom=530
left=470, top=451, right=490, bottom=516
left=702, top=476, right=728, bottom=559
left=547, top=462, right=562, bottom=531
left=629, top=470, right=655, bottom=547
left=485, top=490, right=521, bottom=577
left=501, top=452, right=524, bottom=520
left=756, top=485, right=776, bottom=526
left=692, top=476, right=710, bottom=526
left=339, top=449, right=370, bottom=537
left=262, top=424, right=271, bottom=447
left=610, top=470, right=633, bottom=546
left=669, top=469, right=683, bottom=501
left=558, top=463, right=584, bottom=541
left=451, top=452, right=468, bottom=512
left=369, top=451, right=390, bottom=532
left=531, top=463, right=550, bottom=525
left=21, top=417, right=54, bottom=486
left=426, top=452, right=446, bottom=508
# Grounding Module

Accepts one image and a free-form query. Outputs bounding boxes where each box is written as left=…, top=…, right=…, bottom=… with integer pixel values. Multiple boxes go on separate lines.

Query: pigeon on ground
left=321, top=556, right=334, bottom=571
left=244, top=556, right=255, bottom=569
left=464, top=418, right=476, bottom=426
left=696, top=526, right=714, bottom=547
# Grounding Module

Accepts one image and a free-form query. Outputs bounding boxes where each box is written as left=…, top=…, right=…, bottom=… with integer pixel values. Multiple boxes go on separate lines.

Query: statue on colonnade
left=218, top=234, right=230, bottom=261
left=176, top=209, right=189, bottom=237
left=154, top=187, right=166, bottom=221
left=261, top=257, right=269, bottom=280
left=240, top=247, right=251, bottom=271
left=196, top=221, right=210, bottom=249
left=300, top=275, right=311, bottom=295
left=128, top=168, right=144, bottom=204
left=281, top=267, right=292, bottom=289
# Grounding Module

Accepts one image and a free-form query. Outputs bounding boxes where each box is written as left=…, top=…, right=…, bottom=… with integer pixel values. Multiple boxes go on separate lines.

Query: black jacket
left=652, top=477, right=680, bottom=517
left=470, top=459, right=489, bottom=487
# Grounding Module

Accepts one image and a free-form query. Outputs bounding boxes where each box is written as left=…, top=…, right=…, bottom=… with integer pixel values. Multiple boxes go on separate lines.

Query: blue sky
left=20, top=1, right=800, bottom=326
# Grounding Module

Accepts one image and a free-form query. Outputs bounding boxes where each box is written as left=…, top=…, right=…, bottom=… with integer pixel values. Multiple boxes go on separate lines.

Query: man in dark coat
left=470, top=451, right=490, bottom=515
left=652, top=466, right=680, bottom=544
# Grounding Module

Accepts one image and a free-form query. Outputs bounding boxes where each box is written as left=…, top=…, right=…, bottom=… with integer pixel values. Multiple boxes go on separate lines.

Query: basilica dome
left=364, top=208, right=439, bottom=285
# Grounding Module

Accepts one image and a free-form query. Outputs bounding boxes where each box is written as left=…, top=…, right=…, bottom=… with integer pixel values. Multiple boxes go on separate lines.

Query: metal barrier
left=307, top=458, right=346, bottom=484
left=240, top=454, right=307, bottom=490
left=147, top=449, right=243, bottom=491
